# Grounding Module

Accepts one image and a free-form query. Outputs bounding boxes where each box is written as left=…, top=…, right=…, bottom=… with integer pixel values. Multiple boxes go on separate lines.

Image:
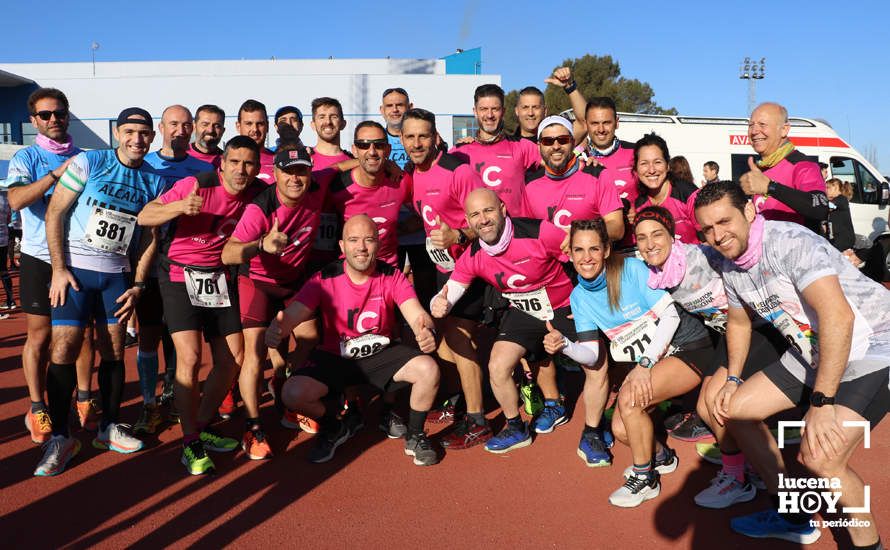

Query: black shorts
left=763, top=362, right=890, bottom=426
left=19, top=253, right=51, bottom=316
left=436, top=271, right=487, bottom=322
left=298, top=344, right=422, bottom=396
left=496, top=305, right=578, bottom=363
left=704, top=322, right=789, bottom=379
left=158, top=277, right=242, bottom=342
left=135, top=277, right=164, bottom=326
left=667, top=337, right=714, bottom=378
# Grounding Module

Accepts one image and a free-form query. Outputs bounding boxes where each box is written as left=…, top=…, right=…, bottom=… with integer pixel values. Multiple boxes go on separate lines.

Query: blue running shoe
left=533, top=400, right=567, bottom=434
left=484, top=423, right=532, bottom=454
left=577, top=430, right=611, bottom=467
left=730, top=509, right=821, bottom=544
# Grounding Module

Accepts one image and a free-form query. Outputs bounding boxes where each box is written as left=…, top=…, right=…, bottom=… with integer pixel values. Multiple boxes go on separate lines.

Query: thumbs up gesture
left=739, top=156, right=770, bottom=196
left=430, top=284, right=451, bottom=319
left=414, top=313, right=437, bottom=353
left=430, top=215, right=458, bottom=249
left=266, top=310, right=287, bottom=348
left=261, top=215, right=289, bottom=255
left=181, top=180, right=204, bottom=216
left=542, top=320, right=567, bottom=355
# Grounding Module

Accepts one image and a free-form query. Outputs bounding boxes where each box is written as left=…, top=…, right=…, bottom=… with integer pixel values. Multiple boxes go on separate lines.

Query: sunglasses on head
left=33, top=110, right=69, bottom=121
left=539, top=135, right=573, bottom=146
left=354, top=139, right=388, bottom=150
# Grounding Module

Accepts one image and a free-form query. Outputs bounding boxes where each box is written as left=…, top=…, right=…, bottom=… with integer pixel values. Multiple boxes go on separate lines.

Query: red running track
left=0, top=268, right=887, bottom=549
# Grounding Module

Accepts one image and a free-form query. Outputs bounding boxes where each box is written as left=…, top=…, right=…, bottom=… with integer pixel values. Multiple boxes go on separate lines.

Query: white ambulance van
left=566, top=112, right=890, bottom=247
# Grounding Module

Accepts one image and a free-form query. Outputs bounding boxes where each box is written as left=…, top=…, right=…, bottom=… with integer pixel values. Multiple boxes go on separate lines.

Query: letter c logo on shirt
left=422, top=205, right=436, bottom=226
left=553, top=209, right=572, bottom=230
left=482, top=166, right=502, bottom=187
left=371, top=216, right=388, bottom=237
left=357, top=311, right=378, bottom=333
left=216, top=218, right=238, bottom=239
left=506, top=274, right=528, bottom=289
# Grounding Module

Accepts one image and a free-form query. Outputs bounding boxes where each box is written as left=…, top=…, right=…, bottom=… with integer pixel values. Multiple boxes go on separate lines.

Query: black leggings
left=0, top=246, right=13, bottom=305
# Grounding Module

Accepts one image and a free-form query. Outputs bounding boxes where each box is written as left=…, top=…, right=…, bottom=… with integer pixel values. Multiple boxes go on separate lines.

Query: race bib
left=340, top=333, right=391, bottom=359
left=83, top=207, right=137, bottom=255
left=607, top=295, right=674, bottom=363
left=314, top=213, right=339, bottom=252
left=425, top=237, right=455, bottom=271
left=506, top=287, right=554, bottom=321
left=773, top=311, right=816, bottom=365
left=184, top=268, right=231, bottom=308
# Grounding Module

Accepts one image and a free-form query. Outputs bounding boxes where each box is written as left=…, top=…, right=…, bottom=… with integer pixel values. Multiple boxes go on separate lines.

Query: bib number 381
left=507, top=288, right=554, bottom=321
left=184, top=268, right=231, bottom=308
left=340, top=334, right=390, bottom=359
left=83, top=207, right=137, bottom=255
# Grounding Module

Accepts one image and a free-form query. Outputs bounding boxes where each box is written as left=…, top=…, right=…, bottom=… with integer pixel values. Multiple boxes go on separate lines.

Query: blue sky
left=3, top=0, right=888, bottom=170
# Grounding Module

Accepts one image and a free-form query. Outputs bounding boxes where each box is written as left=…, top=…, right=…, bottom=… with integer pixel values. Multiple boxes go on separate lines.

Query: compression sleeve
left=430, top=279, right=468, bottom=313
left=769, top=181, right=829, bottom=223
left=641, top=303, right=680, bottom=361
left=562, top=339, right=600, bottom=366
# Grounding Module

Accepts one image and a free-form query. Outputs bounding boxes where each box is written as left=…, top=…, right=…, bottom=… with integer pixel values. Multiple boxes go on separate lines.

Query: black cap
left=274, top=147, right=312, bottom=169
left=274, top=106, right=303, bottom=122
left=116, top=107, right=153, bottom=128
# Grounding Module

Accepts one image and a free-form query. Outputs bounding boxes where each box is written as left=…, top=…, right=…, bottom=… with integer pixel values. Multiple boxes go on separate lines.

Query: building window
left=0, top=123, right=12, bottom=144
left=108, top=120, right=119, bottom=148
left=452, top=116, right=477, bottom=144
left=21, top=123, right=37, bottom=146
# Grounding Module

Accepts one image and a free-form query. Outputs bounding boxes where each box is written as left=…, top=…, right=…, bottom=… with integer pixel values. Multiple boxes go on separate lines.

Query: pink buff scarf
left=479, top=216, right=513, bottom=256
left=647, top=240, right=687, bottom=289
left=733, top=215, right=765, bottom=270
left=36, top=133, right=74, bottom=155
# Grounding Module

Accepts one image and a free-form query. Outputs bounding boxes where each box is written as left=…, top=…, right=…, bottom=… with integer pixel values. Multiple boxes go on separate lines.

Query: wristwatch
left=809, top=391, right=836, bottom=407
left=767, top=180, right=779, bottom=196
left=637, top=356, right=653, bottom=369
left=133, top=282, right=147, bottom=291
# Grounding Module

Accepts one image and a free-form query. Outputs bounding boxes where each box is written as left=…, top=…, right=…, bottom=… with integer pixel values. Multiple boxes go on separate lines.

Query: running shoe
left=520, top=381, right=544, bottom=416
left=1, top=301, right=17, bottom=310
left=218, top=389, right=236, bottom=420
left=182, top=440, right=215, bottom=475
left=75, top=398, right=100, bottom=432
left=440, top=414, right=492, bottom=450
left=694, top=471, right=756, bottom=509
left=664, top=411, right=691, bottom=432
left=25, top=408, right=52, bottom=444
left=668, top=412, right=714, bottom=442
left=124, top=332, right=138, bottom=348
left=159, top=377, right=174, bottom=405
left=134, top=403, right=164, bottom=435
left=577, top=430, right=612, bottom=467
left=281, top=410, right=319, bottom=434
left=242, top=428, right=273, bottom=460
left=533, top=399, right=567, bottom=434
left=695, top=442, right=722, bottom=465
left=484, top=423, right=531, bottom=454
left=200, top=428, right=239, bottom=452
left=609, top=471, right=661, bottom=508
left=34, top=435, right=81, bottom=477
left=730, top=509, right=821, bottom=544
left=746, top=464, right=766, bottom=491
left=770, top=426, right=802, bottom=445
left=378, top=410, right=408, bottom=439
left=425, top=403, right=456, bottom=425
left=623, top=447, right=679, bottom=478
left=405, top=432, right=439, bottom=466
left=166, top=401, right=180, bottom=424
left=341, top=402, right=364, bottom=436
left=308, top=419, right=350, bottom=464
left=93, top=423, right=144, bottom=454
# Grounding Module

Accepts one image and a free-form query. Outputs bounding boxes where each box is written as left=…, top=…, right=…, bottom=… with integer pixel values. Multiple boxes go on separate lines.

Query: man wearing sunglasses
left=450, top=84, right=540, bottom=217
left=3, top=88, right=99, bottom=447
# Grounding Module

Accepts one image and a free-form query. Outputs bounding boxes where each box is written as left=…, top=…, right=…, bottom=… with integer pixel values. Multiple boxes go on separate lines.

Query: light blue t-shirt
left=387, top=130, right=408, bottom=169
left=58, top=149, right=167, bottom=273
left=143, top=151, right=214, bottom=191
left=1, top=144, right=82, bottom=261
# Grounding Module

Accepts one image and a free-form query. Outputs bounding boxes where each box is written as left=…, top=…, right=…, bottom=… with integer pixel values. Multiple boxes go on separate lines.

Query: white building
left=0, top=48, right=494, bottom=153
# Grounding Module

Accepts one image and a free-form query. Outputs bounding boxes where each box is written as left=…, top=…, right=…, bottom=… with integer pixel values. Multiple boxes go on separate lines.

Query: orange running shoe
left=75, top=399, right=100, bottom=431
left=25, top=409, right=52, bottom=444
left=242, top=428, right=273, bottom=460
left=280, top=409, right=319, bottom=434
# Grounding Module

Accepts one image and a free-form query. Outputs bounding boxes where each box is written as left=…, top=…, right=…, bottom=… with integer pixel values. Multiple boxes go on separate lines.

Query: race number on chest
left=507, top=287, right=554, bottom=321
left=425, top=238, right=455, bottom=271
left=83, top=206, right=137, bottom=255
left=184, top=268, right=231, bottom=308
left=340, top=333, right=390, bottom=359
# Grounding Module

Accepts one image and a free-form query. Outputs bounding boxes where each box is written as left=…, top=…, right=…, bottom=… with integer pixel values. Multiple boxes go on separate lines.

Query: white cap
left=537, top=115, right=574, bottom=139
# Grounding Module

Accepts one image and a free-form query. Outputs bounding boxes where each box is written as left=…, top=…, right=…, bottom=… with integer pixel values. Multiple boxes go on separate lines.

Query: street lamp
left=91, top=42, right=100, bottom=77
left=739, top=56, right=765, bottom=115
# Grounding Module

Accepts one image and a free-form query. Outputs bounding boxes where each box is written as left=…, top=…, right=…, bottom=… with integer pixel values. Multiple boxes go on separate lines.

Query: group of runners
left=3, top=65, right=888, bottom=550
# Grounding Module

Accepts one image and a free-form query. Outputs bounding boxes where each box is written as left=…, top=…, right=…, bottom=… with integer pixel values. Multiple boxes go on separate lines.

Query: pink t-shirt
left=256, top=148, right=276, bottom=185
left=231, top=169, right=333, bottom=284
left=311, top=148, right=352, bottom=170
left=758, top=151, right=826, bottom=225
left=407, top=152, right=482, bottom=273
left=310, top=148, right=353, bottom=259
left=328, top=171, right=410, bottom=267
left=187, top=144, right=221, bottom=169
left=634, top=180, right=701, bottom=244
left=525, top=165, right=623, bottom=230
left=451, top=217, right=573, bottom=310
left=449, top=135, right=539, bottom=217
left=295, top=261, right=417, bottom=355
left=159, top=171, right=266, bottom=282
left=593, top=141, right=637, bottom=204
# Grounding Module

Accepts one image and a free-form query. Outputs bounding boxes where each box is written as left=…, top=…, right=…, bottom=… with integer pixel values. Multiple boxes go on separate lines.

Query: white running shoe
left=34, top=435, right=81, bottom=476
left=93, top=423, right=144, bottom=454
left=694, top=470, right=757, bottom=509
left=609, top=471, right=661, bottom=508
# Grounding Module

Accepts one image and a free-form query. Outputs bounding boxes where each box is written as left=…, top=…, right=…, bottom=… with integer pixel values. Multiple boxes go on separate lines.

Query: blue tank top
left=144, top=151, right=214, bottom=190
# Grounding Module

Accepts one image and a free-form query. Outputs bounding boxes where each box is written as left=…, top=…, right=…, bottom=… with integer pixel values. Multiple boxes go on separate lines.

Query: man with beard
left=273, top=105, right=305, bottom=151
left=237, top=99, right=276, bottom=184
left=188, top=104, right=225, bottom=168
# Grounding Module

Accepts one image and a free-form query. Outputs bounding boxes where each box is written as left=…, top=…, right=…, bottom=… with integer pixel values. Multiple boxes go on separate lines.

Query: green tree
left=504, top=54, right=677, bottom=132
